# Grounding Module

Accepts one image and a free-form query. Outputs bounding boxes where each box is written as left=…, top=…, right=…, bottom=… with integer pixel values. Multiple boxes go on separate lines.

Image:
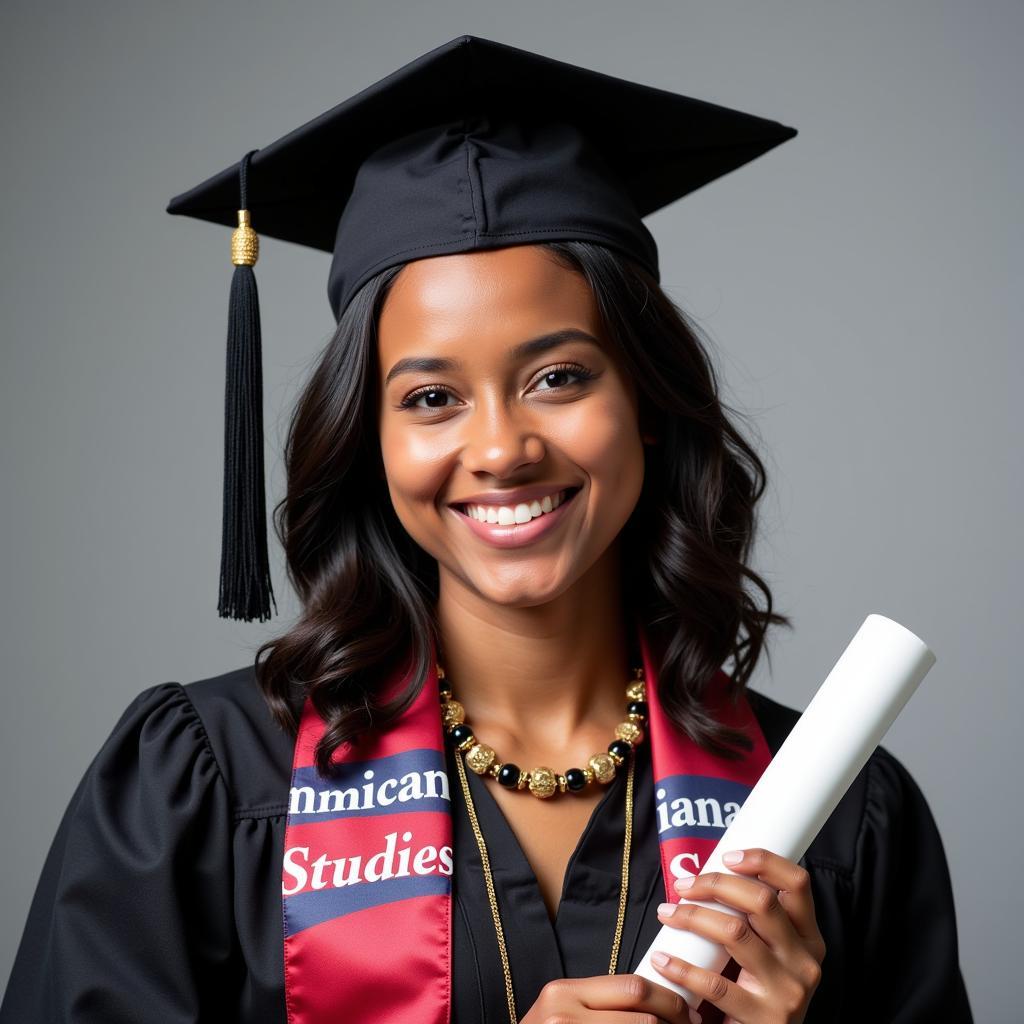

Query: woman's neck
left=434, top=553, right=632, bottom=761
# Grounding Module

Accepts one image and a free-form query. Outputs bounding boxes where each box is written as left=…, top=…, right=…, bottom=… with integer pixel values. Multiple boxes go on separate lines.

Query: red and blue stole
left=281, top=616, right=773, bottom=1024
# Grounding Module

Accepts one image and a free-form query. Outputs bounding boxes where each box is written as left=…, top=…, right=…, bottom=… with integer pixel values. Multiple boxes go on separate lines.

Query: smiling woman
left=258, top=238, right=779, bottom=779
left=1, top=33, right=972, bottom=1024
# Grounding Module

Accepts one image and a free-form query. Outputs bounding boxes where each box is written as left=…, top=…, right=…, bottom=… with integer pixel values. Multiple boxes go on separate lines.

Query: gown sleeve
left=0, top=682, right=236, bottom=1023
left=852, top=747, right=973, bottom=1022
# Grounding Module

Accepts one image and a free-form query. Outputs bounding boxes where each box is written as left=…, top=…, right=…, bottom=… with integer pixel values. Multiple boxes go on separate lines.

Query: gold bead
left=230, top=210, right=259, bottom=266
left=626, top=679, right=646, bottom=702
left=437, top=668, right=451, bottom=700
left=627, top=711, right=645, bottom=723
left=456, top=734, right=477, bottom=753
left=556, top=774, right=567, bottom=793
left=589, top=752, right=616, bottom=783
left=608, top=748, right=625, bottom=766
left=615, top=720, right=643, bottom=745
left=488, top=762, right=502, bottom=779
left=581, top=767, right=595, bottom=785
left=528, top=766, right=557, bottom=799
left=441, top=699, right=465, bottom=729
left=465, top=743, right=496, bottom=775
left=515, top=770, right=529, bottom=790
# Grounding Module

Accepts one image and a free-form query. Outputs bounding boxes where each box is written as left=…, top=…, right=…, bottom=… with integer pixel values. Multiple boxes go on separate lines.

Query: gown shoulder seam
left=849, top=748, right=894, bottom=888
left=169, top=680, right=237, bottom=812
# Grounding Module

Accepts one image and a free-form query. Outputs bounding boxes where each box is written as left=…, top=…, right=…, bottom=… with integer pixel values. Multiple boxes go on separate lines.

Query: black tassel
left=219, top=149, right=277, bottom=621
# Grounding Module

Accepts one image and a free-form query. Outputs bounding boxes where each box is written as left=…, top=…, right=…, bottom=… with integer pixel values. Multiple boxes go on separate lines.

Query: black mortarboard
left=166, top=33, right=797, bottom=623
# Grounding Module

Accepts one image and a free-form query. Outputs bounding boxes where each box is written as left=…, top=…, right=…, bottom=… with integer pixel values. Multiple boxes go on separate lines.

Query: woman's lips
left=448, top=487, right=581, bottom=549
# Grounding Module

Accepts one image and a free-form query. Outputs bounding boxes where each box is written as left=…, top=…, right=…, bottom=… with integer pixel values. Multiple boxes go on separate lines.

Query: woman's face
left=376, top=244, right=646, bottom=608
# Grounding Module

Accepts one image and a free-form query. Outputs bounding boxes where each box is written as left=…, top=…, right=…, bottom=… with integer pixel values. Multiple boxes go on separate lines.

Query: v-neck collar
left=447, top=739, right=661, bottom=1015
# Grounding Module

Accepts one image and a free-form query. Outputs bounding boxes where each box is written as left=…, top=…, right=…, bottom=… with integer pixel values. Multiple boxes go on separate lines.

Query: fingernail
left=652, top=951, right=669, bottom=967
left=674, top=875, right=695, bottom=891
left=722, top=850, right=744, bottom=864
left=657, top=901, right=677, bottom=918
left=689, top=1009, right=703, bottom=1024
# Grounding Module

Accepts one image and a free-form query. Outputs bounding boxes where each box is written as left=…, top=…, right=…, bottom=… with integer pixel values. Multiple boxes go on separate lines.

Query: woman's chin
left=444, top=558, right=579, bottom=608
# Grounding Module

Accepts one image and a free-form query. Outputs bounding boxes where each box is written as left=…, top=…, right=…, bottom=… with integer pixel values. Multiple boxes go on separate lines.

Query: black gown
left=0, top=663, right=973, bottom=1022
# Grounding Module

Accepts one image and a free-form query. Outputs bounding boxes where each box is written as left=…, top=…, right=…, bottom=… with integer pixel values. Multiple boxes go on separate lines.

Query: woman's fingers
left=670, top=862, right=821, bottom=961
left=648, top=951, right=761, bottom=1023
left=656, top=899, right=777, bottom=984
left=669, top=872, right=799, bottom=959
left=522, top=972, right=705, bottom=1024
left=719, top=847, right=822, bottom=942
left=565, top=970, right=692, bottom=1019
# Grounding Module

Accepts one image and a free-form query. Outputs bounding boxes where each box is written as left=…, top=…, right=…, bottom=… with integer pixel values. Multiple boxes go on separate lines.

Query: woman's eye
left=532, top=363, right=595, bottom=392
left=399, top=386, right=456, bottom=410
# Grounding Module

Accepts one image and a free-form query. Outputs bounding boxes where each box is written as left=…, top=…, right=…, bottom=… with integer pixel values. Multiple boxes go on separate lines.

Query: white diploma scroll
left=633, top=613, right=936, bottom=1003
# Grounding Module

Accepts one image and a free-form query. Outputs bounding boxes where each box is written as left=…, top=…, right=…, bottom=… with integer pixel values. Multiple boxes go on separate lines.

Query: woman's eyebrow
left=383, top=328, right=601, bottom=387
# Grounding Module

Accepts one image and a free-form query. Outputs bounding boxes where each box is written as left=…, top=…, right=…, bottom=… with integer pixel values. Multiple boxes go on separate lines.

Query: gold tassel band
left=231, top=209, right=259, bottom=266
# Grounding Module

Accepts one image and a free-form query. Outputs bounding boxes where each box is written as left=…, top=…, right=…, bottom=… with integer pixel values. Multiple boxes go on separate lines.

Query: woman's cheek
left=380, top=440, right=454, bottom=548
left=560, top=397, right=645, bottom=507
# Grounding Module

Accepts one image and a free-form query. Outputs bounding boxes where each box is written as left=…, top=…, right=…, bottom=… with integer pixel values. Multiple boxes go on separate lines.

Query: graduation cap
left=166, top=33, right=797, bottom=623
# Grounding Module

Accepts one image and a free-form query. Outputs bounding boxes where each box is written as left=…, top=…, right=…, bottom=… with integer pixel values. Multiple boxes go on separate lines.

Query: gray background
left=2, top=1, right=1019, bottom=1018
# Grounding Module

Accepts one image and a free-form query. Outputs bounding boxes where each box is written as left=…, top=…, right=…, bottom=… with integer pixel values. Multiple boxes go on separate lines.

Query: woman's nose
left=456, top=400, right=546, bottom=477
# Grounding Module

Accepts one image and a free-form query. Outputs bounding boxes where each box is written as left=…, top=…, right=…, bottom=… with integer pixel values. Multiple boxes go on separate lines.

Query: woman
left=1, top=35, right=972, bottom=1024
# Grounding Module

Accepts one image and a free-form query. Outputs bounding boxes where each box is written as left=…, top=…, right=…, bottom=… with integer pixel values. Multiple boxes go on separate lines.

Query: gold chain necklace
left=439, top=665, right=647, bottom=1024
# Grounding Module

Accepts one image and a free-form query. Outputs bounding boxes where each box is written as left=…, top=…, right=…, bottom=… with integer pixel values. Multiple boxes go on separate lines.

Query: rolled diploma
left=633, top=613, right=936, bottom=1003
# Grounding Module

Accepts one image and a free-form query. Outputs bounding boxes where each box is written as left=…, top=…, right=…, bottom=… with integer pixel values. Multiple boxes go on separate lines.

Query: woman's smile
left=447, top=485, right=583, bottom=549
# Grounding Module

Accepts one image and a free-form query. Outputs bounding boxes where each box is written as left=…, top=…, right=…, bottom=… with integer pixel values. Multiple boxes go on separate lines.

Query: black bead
left=497, top=763, right=521, bottom=788
left=627, top=700, right=648, bottom=719
left=450, top=724, right=474, bottom=747
left=565, top=768, right=587, bottom=792
left=609, top=739, right=632, bottom=760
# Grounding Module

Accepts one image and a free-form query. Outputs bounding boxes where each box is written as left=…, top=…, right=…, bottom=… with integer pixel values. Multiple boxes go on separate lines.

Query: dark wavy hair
left=255, top=241, right=790, bottom=777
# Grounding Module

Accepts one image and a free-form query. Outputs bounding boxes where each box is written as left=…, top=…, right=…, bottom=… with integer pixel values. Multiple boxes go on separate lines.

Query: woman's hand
left=651, top=848, right=826, bottom=1024
left=520, top=973, right=702, bottom=1024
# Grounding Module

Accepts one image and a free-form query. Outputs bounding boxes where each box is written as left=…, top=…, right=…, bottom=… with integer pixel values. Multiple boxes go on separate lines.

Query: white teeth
left=466, top=488, right=572, bottom=524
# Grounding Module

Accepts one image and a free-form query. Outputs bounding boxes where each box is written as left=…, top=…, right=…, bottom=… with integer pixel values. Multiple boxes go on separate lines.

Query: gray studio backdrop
left=2, top=1, right=1019, bottom=1019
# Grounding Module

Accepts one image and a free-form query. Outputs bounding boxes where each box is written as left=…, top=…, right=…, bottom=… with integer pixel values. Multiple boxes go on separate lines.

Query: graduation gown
left=0, top=663, right=973, bottom=1022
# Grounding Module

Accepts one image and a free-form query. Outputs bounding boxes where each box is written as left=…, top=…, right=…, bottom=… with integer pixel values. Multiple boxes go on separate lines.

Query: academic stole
left=281, top=614, right=773, bottom=1024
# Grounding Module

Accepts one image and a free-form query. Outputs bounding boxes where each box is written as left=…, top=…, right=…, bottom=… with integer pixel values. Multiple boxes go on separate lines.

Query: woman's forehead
left=378, top=246, right=598, bottom=350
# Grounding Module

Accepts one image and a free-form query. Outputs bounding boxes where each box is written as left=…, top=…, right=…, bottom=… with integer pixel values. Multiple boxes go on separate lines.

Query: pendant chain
left=453, top=742, right=636, bottom=1024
